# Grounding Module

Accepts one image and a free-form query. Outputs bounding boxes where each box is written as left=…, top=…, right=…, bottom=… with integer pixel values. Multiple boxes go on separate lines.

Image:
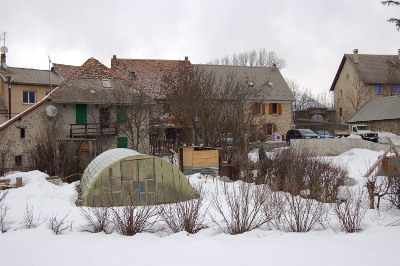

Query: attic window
left=267, top=81, right=274, bottom=87
left=247, top=80, right=254, bottom=86
left=102, top=79, right=112, bottom=88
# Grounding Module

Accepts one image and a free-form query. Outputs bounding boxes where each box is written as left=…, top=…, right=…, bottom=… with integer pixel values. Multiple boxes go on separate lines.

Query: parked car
left=286, top=129, right=319, bottom=145
left=315, top=130, right=335, bottom=139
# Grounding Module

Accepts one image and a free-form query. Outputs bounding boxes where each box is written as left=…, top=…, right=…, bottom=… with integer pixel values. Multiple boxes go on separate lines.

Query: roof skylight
left=247, top=80, right=254, bottom=86
left=102, top=79, right=112, bottom=88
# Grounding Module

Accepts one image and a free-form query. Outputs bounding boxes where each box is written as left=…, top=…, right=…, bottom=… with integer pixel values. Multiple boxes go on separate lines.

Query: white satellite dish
left=0, top=46, right=8, bottom=54
left=46, top=105, right=58, bottom=117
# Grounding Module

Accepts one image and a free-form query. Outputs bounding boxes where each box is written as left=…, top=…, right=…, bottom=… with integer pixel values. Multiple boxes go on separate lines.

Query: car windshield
left=317, top=131, right=332, bottom=135
left=298, top=129, right=315, bottom=134
left=357, top=126, right=370, bottom=131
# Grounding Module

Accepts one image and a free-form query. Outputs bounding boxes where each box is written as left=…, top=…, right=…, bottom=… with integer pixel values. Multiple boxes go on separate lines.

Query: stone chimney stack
left=353, top=49, right=359, bottom=64
left=1, top=53, right=6, bottom=69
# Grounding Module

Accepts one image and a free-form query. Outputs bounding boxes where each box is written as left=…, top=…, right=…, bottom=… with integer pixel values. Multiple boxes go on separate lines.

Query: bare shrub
left=0, top=190, right=10, bottom=233
left=158, top=185, right=208, bottom=234
left=259, top=148, right=347, bottom=202
left=332, top=188, right=368, bottom=233
left=112, top=205, right=158, bottom=236
left=22, top=204, right=37, bottom=229
left=49, top=213, right=73, bottom=235
left=209, top=182, right=270, bottom=235
left=80, top=207, right=113, bottom=234
left=364, top=174, right=391, bottom=210
left=230, top=152, right=256, bottom=182
left=279, top=193, right=328, bottom=232
left=387, top=176, right=400, bottom=210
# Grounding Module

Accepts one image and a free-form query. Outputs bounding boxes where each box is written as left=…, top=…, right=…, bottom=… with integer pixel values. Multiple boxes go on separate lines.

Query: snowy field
left=1, top=141, right=400, bottom=265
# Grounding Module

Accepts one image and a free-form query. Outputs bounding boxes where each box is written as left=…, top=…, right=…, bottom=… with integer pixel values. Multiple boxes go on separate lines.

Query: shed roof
left=0, top=67, right=63, bottom=86
left=347, top=95, right=400, bottom=123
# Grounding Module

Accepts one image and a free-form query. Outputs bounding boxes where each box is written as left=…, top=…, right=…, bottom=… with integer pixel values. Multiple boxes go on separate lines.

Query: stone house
left=0, top=53, right=62, bottom=124
left=0, top=57, right=152, bottom=172
left=347, top=95, right=400, bottom=136
left=330, top=49, right=400, bottom=123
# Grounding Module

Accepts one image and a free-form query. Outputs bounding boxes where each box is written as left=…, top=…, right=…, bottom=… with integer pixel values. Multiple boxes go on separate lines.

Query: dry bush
left=112, top=205, right=158, bottom=236
left=230, top=152, right=256, bottom=182
left=259, top=148, right=347, bottom=202
left=80, top=207, right=113, bottom=234
left=364, top=174, right=391, bottom=210
left=22, top=204, right=37, bottom=229
left=158, top=185, right=208, bottom=234
left=0, top=190, right=10, bottom=233
left=209, top=182, right=270, bottom=235
left=332, top=188, right=368, bottom=233
left=387, top=176, right=400, bottom=210
left=279, top=193, right=329, bottom=232
left=49, top=213, right=73, bottom=235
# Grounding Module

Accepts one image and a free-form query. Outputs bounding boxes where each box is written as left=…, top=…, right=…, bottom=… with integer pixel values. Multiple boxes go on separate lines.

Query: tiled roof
left=331, top=53, right=400, bottom=91
left=52, top=63, right=80, bottom=80
left=0, top=67, right=63, bottom=86
left=111, top=56, right=187, bottom=99
left=347, top=95, right=400, bottom=122
left=0, top=95, right=7, bottom=113
left=52, top=57, right=151, bottom=104
left=194, top=64, right=295, bottom=102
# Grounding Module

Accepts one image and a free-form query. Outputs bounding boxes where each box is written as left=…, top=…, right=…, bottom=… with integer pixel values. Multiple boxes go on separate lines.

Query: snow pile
left=1, top=149, right=400, bottom=266
left=378, top=131, right=400, bottom=146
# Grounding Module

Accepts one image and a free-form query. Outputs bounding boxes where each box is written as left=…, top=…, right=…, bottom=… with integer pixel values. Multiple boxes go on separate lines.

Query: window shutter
left=262, top=103, right=265, bottom=115
left=273, top=124, right=277, bottom=133
left=269, top=103, right=273, bottom=115
left=252, top=103, right=255, bottom=114
left=263, top=124, right=267, bottom=135
left=278, top=104, right=282, bottom=115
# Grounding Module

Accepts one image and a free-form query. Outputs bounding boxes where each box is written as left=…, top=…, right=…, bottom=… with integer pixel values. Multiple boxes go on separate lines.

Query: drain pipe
left=7, top=75, right=11, bottom=120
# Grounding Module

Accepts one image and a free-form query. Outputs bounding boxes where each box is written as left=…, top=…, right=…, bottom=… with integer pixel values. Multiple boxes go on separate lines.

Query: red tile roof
left=52, top=63, right=80, bottom=80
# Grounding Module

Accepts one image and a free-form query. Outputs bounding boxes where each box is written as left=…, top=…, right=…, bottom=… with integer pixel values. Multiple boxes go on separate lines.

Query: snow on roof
left=80, top=148, right=142, bottom=198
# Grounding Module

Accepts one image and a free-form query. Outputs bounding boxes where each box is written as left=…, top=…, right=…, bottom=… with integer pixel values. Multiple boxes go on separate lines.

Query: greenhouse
left=79, top=148, right=196, bottom=207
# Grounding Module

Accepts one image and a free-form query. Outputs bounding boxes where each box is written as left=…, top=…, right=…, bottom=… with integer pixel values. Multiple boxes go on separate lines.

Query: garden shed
left=179, top=146, right=219, bottom=175
left=80, top=148, right=196, bottom=207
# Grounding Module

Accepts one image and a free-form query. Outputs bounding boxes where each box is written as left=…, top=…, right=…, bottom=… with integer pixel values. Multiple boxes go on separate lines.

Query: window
left=269, top=103, right=282, bottom=115
left=393, top=85, right=400, bottom=94
left=375, top=84, right=382, bottom=94
left=20, top=128, right=25, bottom=138
left=102, top=79, right=112, bottom=88
left=340, top=90, right=343, bottom=98
left=252, top=103, right=265, bottom=115
left=15, top=156, right=22, bottom=167
left=23, top=91, right=36, bottom=104
left=117, top=105, right=127, bottom=123
left=339, top=108, right=342, bottom=117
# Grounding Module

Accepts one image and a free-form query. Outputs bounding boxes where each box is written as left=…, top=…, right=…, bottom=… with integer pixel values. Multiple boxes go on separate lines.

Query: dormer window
left=247, top=80, right=254, bottom=86
left=102, top=79, right=112, bottom=88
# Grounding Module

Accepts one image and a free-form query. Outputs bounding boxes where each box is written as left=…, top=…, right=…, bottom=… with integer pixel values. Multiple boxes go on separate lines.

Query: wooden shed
left=179, top=146, right=219, bottom=176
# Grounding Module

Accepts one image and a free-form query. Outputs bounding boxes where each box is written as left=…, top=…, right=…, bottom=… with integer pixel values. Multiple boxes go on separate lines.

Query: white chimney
left=353, top=49, right=359, bottom=64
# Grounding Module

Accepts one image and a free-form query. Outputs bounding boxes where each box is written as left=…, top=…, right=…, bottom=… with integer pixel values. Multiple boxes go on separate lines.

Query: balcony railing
left=70, top=123, right=116, bottom=138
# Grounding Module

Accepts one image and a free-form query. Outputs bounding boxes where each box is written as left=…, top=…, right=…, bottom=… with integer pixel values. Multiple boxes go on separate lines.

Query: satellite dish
left=46, top=105, right=58, bottom=117
left=0, top=46, right=8, bottom=54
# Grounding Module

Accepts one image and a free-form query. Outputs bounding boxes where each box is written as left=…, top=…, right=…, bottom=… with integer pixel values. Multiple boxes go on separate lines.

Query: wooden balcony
left=70, top=123, right=117, bottom=138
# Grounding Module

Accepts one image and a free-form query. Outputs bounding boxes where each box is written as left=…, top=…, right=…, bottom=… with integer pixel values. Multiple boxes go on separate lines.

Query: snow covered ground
left=1, top=147, right=400, bottom=266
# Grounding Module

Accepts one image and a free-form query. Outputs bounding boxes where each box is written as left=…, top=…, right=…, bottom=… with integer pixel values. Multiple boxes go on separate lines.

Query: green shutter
left=76, top=104, right=87, bottom=124
left=117, top=137, right=128, bottom=148
left=117, top=105, right=127, bottom=123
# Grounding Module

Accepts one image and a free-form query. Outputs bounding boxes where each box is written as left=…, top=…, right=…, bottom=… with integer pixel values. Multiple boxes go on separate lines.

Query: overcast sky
left=1, top=0, right=399, bottom=95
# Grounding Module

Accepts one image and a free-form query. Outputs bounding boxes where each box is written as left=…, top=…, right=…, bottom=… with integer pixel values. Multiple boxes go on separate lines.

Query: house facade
left=0, top=58, right=151, bottom=173
left=330, top=49, right=400, bottom=123
left=0, top=54, right=63, bottom=124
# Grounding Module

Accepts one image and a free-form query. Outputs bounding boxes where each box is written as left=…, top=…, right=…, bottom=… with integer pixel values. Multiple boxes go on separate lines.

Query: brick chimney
left=353, top=49, right=359, bottom=64
left=1, top=53, right=6, bottom=70
left=111, top=54, right=117, bottom=68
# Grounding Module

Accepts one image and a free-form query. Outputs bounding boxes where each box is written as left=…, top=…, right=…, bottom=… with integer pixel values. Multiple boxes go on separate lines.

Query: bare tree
left=248, top=49, right=257, bottom=66
left=382, top=1, right=400, bottom=31
left=0, top=136, right=11, bottom=176
left=343, top=72, right=367, bottom=121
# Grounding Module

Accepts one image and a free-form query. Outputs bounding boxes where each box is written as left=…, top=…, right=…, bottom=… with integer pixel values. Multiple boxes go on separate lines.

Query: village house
left=0, top=52, right=62, bottom=124
left=330, top=49, right=400, bottom=123
left=0, top=57, right=152, bottom=174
